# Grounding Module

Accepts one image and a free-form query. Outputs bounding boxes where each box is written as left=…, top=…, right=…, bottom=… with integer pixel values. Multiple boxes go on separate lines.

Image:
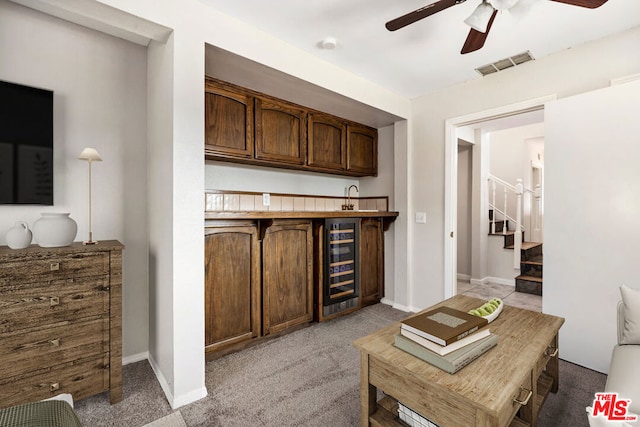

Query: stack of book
left=394, top=306, right=497, bottom=374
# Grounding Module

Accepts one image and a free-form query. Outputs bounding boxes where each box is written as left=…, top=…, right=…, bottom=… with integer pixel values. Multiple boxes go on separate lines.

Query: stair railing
left=488, top=175, right=541, bottom=269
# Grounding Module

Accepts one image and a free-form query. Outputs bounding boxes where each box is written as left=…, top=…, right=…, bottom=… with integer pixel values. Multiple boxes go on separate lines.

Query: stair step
left=490, top=220, right=509, bottom=233
left=505, top=241, right=541, bottom=250
left=522, top=255, right=543, bottom=265
left=516, top=275, right=542, bottom=283
left=516, top=275, right=542, bottom=296
left=520, top=261, right=542, bottom=278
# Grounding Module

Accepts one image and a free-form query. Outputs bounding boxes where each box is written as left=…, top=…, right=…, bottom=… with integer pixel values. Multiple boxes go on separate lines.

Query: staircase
left=489, top=211, right=543, bottom=296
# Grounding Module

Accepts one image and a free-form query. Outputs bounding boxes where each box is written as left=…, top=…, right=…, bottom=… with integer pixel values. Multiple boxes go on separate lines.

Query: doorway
left=444, top=95, right=556, bottom=298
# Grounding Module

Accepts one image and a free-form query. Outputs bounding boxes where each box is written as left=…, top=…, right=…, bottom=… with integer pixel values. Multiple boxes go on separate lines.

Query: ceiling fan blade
left=548, top=0, right=608, bottom=8
left=460, top=9, right=498, bottom=54
left=386, top=0, right=463, bottom=31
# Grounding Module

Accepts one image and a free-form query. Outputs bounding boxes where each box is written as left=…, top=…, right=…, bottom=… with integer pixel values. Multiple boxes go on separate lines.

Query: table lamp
left=78, top=147, right=102, bottom=245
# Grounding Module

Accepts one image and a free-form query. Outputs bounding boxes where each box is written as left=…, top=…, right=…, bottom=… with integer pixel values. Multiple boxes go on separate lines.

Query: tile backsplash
left=205, top=191, right=388, bottom=212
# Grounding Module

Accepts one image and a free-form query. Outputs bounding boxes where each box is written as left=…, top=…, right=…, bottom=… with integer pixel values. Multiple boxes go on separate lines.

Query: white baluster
left=491, top=180, right=496, bottom=234
left=503, top=186, right=508, bottom=235
left=514, top=179, right=523, bottom=269
left=534, top=183, right=541, bottom=243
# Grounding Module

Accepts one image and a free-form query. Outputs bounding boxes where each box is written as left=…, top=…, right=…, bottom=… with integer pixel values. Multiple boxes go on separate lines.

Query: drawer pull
left=50, top=339, right=60, bottom=347
left=50, top=262, right=60, bottom=271
left=50, top=297, right=60, bottom=306
left=545, top=347, right=559, bottom=357
left=513, top=387, right=533, bottom=406
left=50, top=382, right=60, bottom=392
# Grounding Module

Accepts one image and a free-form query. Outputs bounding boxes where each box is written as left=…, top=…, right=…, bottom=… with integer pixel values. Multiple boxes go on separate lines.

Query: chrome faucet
left=342, top=185, right=359, bottom=210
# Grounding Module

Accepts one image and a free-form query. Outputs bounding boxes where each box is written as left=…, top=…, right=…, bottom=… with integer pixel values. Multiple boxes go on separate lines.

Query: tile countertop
left=204, top=211, right=399, bottom=220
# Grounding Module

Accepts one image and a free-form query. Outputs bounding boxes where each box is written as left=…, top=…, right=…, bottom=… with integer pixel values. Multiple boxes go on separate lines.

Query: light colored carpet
left=73, top=302, right=606, bottom=426
left=143, top=411, right=186, bottom=427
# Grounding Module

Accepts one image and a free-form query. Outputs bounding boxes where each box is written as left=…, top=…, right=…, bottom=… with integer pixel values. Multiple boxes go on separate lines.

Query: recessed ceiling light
left=321, top=37, right=337, bottom=50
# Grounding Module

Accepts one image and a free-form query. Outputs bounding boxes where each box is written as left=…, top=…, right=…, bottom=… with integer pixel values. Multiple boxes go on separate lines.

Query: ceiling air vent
left=475, top=51, right=534, bottom=76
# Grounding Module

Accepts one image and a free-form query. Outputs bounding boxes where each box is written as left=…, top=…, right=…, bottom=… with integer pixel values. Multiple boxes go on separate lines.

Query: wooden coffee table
left=353, top=294, right=564, bottom=427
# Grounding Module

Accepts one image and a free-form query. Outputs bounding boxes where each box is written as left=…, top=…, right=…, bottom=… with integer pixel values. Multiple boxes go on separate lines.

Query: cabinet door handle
left=50, top=382, right=60, bottom=392
left=50, top=297, right=60, bottom=306
left=545, top=347, right=559, bottom=357
left=50, top=262, right=60, bottom=271
left=50, top=339, right=60, bottom=347
left=513, top=387, right=533, bottom=406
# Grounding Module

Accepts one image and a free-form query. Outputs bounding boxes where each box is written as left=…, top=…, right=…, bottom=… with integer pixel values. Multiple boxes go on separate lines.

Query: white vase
left=33, top=213, right=78, bottom=248
left=5, top=221, right=33, bottom=249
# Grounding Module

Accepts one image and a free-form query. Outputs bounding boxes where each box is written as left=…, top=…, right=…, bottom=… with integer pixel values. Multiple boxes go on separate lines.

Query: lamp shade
left=464, top=2, right=495, bottom=33
left=78, top=147, right=103, bottom=162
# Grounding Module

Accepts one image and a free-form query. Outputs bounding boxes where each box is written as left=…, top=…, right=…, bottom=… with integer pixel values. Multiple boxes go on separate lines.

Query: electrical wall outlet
left=262, top=193, right=270, bottom=207
left=415, top=212, right=426, bottom=224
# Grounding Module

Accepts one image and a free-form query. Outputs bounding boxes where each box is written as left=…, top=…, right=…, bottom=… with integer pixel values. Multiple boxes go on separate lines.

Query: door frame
left=443, top=95, right=556, bottom=298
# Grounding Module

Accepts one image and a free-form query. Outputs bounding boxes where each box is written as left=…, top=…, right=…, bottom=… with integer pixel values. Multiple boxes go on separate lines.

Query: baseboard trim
left=457, top=273, right=471, bottom=281
left=380, top=297, right=412, bottom=312
left=148, top=353, right=208, bottom=410
left=469, top=277, right=516, bottom=287
left=123, top=351, right=149, bottom=366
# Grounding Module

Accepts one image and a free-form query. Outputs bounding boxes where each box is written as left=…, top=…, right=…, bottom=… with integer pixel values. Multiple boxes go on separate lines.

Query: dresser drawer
left=0, top=251, right=109, bottom=285
left=0, top=354, right=110, bottom=409
left=0, top=276, right=110, bottom=333
left=0, top=318, right=109, bottom=379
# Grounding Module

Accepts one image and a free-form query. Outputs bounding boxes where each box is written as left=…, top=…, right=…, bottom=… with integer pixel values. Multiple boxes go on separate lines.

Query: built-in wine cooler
left=323, top=218, right=359, bottom=317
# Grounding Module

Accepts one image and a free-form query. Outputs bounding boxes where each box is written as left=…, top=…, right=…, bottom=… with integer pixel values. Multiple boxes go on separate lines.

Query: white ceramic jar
left=5, top=221, right=33, bottom=249
left=33, top=213, right=78, bottom=247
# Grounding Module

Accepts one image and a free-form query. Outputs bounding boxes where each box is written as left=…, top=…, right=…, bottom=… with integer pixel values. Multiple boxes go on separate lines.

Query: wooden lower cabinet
left=204, top=222, right=261, bottom=356
left=360, top=217, right=384, bottom=307
left=262, top=220, right=314, bottom=335
left=204, top=215, right=390, bottom=357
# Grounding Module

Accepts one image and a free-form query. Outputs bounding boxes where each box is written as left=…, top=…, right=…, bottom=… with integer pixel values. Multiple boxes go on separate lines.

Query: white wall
left=545, top=79, right=640, bottom=373
left=409, top=27, right=640, bottom=313
left=457, top=143, right=472, bottom=277
left=21, top=0, right=411, bottom=408
left=0, top=1, right=149, bottom=358
left=205, top=162, right=359, bottom=197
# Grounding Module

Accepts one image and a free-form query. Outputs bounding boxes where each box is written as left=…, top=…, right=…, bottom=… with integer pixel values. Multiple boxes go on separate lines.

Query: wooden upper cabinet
left=307, top=113, right=347, bottom=171
left=204, top=77, right=378, bottom=176
left=347, top=124, right=378, bottom=176
left=255, top=97, right=306, bottom=165
left=205, top=83, right=254, bottom=159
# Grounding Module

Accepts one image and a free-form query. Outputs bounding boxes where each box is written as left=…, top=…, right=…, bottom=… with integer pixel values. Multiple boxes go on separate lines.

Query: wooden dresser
left=0, top=241, right=124, bottom=408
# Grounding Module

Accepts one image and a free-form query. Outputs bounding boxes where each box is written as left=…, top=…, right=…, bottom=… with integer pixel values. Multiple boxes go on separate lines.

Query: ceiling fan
left=385, top=0, right=609, bottom=54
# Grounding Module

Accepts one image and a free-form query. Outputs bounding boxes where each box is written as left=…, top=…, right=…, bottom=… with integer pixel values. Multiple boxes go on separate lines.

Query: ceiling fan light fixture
left=489, top=0, right=520, bottom=10
left=464, top=2, right=495, bottom=33
left=508, top=0, right=538, bottom=21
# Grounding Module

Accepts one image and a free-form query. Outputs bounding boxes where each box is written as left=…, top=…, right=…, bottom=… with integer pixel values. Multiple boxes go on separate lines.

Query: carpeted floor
left=74, top=303, right=606, bottom=427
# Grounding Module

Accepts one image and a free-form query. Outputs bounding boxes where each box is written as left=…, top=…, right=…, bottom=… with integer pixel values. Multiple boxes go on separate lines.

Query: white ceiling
left=202, top=0, right=640, bottom=99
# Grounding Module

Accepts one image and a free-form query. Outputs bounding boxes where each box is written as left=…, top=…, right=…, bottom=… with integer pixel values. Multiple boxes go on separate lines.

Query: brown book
left=401, top=306, right=488, bottom=346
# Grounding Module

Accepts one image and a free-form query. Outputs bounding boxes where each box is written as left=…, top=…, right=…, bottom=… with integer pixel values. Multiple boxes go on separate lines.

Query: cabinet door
left=347, top=124, right=378, bottom=176
left=307, top=112, right=346, bottom=171
left=255, top=97, right=307, bottom=165
left=204, top=224, right=261, bottom=354
left=205, top=84, right=254, bottom=159
left=262, top=220, right=313, bottom=335
left=359, top=218, right=384, bottom=306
